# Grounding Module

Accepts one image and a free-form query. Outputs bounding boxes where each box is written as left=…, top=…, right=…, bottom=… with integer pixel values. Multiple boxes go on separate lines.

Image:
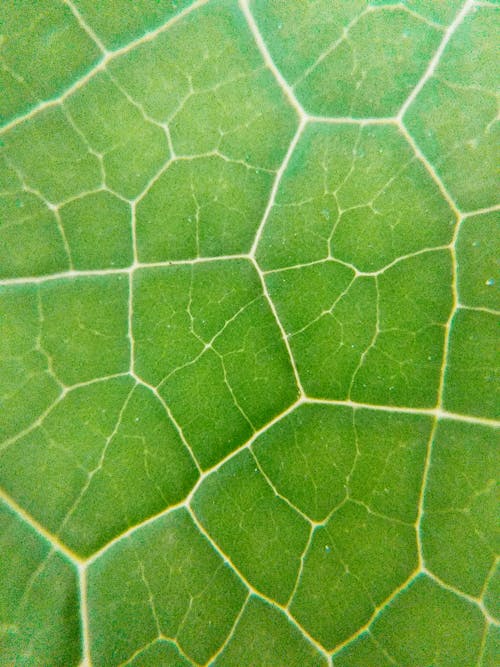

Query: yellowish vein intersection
left=0, top=1, right=499, bottom=666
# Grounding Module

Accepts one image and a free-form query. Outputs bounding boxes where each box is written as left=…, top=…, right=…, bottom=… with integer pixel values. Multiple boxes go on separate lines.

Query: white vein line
left=188, top=506, right=331, bottom=662
left=0, top=256, right=250, bottom=286
left=86, top=397, right=303, bottom=564
left=131, top=201, right=139, bottom=265
left=462, top=204, right=500, bottom=218
left=238, top=0, right=305, bottom=119
left=398, top=122, right=461, bottom=216
left=205, top=593, right=251, bottom=666
left=329, top=571, right=419, bottom=658
left=423, top=568, right=499, bottom=626
left=305, top=398, right=500, bottom=428
left=63, top=0, right=109, bottom=55
left=0, top=487, right=83, bottom=564
left=79, top=565, right=92, bottom=666
left=0, top=268, right=129, bottom=286
left=137, top=254, right=249, bottom=269
left=251, top=257, right=306, bottom=397
left=435, top=217, right=461, bottom=414
left=0, top=0, right=210, bottom=136
left=285, top=524, right=315, bottom=609
left=415, top=419, right=439, bottom=570
left=134, top=375, right=203, bottom=474
left=249, top=118, right=306, bottom=257
left=397, top=0, right=474, bottom=120
left=308, top=115, right=397, bottom=126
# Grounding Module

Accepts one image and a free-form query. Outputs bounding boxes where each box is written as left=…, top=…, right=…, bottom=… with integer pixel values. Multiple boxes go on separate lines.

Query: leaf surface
left=0, top=1, right=498, bottom=665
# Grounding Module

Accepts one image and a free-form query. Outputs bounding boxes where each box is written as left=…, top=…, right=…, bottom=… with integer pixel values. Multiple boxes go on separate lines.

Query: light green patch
left=109, top=1, right=297, bottom=166
left=0, top=285, right=61, bottom=441
left=39, top=275, right=130, bottom=385
left=136, top=156, right=273, bottom=261
left=73, top=0, right=196, bottom=50
left=253, top=404, right=356, bottom=522
left=0, top=168, right=69, bottom=277
left=64, top=72, right=169, bottom=199
left=348, top=409, right=432, bottom=524
left=2, top=107, right=102, bottom=203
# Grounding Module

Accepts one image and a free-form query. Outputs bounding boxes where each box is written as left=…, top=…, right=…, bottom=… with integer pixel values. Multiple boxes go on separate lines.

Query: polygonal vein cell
left=257, top=123, right=456, bottom=273
left=443, top=309, right=499, bottom=420
left=133, top=259, right=299, bottom=469
left=192, top=448, right=311, bottom=605
left=253, top=404, right=432, bottom=526
left=251, top=404, right=430, bottom=649
left=404, top=4, right=499, bottom=210
left=37, top=275, right=130, bottom=386
left=258, top=122, right=457, bottom=407
left=109, top=0, right=298, bottom=261
left=1, top=106, right=103, bottom=204
left=265, top=254, right=453, bottom=407
left=446, top=210, right=500, bottom=420
left=249, top=0, right=449, bottom=117
left=87, top=508, right=247, bottom=666
left=63, top=70, right=170, bottom=200
left=0, top=376, right=199, bottom=557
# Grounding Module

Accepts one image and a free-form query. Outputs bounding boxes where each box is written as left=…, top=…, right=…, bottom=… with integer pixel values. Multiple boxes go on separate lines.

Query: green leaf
left=1, top=1, right=498, bottom=666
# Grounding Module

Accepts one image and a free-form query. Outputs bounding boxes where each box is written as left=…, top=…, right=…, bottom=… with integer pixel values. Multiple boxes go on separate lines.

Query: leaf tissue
left=0, top=1, right=498, bottom=665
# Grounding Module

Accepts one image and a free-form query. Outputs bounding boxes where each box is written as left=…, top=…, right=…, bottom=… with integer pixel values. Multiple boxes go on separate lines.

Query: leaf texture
left=0, top=1, right=498, bottom=665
